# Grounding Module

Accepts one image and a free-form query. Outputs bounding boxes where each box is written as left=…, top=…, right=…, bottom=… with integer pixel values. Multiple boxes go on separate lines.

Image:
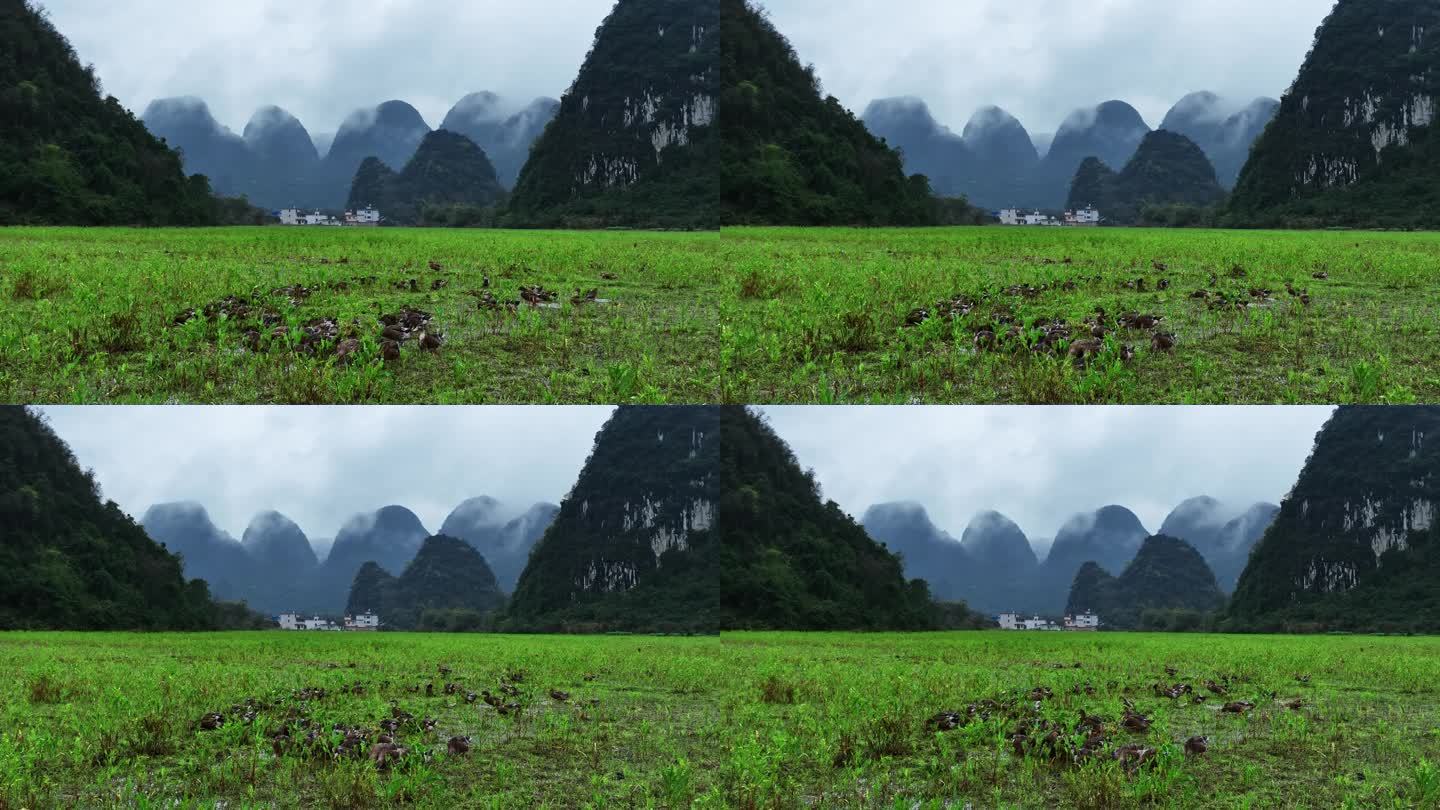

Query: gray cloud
left=39, top=406, right=613, bottom=546
left=38, top=0, right=609, bottom=133
left=757, top=0, right=1335, bottom=133
left=757, top=406, right=1334, bottom=555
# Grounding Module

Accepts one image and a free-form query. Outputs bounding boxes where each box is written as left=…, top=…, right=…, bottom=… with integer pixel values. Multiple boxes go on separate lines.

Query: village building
left=997, top=612, right=1062, bottom=630
left=344, top=612, right=380, bottom=631
left=999, top=207, right=1101, bottom=227
left=277, top=612, right=343, bottom=631
left=277, top=208, right=379, bottom=227
left=344, top=207, right=382, bottom=226
left=1064, top=611, right=1101, bottom=631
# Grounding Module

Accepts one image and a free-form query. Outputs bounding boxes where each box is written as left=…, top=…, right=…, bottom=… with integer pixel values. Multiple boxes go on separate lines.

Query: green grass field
left=720, top=227, right=1440, bottom=404
left=0, top=228, right=722, bottom=404
left=721, top=632, right=1440, bottom=809
left=0, top=632, right=725, bottom=808
left=7, top=631, right=1439, bottom=808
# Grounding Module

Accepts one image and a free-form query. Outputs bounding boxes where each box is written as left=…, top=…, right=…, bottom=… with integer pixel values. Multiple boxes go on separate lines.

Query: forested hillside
left=507, top=406, right=719, bottom=633
left=1228, top=406, right=1440, bottom=632
left=509, top=0, right=719, bottom=229
left=720, top=0, right=941, bottom=225
left=1067, top=130, right=1226, bottom=224
left=345, top=535, right=506, bottom=631
left=1066, top=535, right=1226, bottom=630
left=720, top=407, right=937, bottom=630
left=0, top=407, right=232, bottom=629
left=346, top=129, right=506, bottom=225
left=1228, top=0, right=1440, bottom=228
left=0, top=0, right=217, bottom=224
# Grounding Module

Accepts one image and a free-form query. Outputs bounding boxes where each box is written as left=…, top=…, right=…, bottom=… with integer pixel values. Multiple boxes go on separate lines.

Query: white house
left=277, top=613, right=340, bottom=630
left=1064, top=611, right=1100, bottom=631
left=344, top=612, right=380, bottom=631
left=998, top=209, right=1022, bottom=226
left=1064, top=207, right=1101, bottom=226
left=1022, top=616, right=1060, bottom=630
left=998, top=613, right=1061, bottom=630
left=344, top=207, right=382, bottom=226
left=277, top=209, right=302, bottom=226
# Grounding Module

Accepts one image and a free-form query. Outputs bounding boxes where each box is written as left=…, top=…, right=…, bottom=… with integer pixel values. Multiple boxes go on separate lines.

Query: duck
left=369, top=742, right=406, bottom=771
left=1068, top=339, right=1103, bottom=367
left=927, top=711, right=962, bottom=732
left=335, top=338, right=360, bottom=365
left=1120, top=701, right=1151, bottom=733
left=1112, top=744, right=1156, bottom=773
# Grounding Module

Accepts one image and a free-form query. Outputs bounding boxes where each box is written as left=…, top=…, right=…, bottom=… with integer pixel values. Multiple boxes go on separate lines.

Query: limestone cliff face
left=1231, top=407, right=1440, bottom=618
left=508, top=406, right=718, bottom=623
left=509, top=0, right=718, bottom=225
left=1230, top=1, right=1439, bottom=215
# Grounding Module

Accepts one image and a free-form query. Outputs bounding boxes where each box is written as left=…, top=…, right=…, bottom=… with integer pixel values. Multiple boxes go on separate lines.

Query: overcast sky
left=759, top=0, right=1335, bottom=134
left=40, top=406, right=612, bottom=547
left=39, top=0, right=609, bottom=134
left=759, top=406, right=1333, bottom=555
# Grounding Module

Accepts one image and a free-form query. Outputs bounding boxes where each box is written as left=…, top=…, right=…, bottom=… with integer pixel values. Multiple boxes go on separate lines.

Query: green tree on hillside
left=720, top=406, right=938, bottom=630
left=0, top=406, right=227, bottom=630
left=0, top=0, right=218, bottom=224
left=720, top=0, right=943, bottom=226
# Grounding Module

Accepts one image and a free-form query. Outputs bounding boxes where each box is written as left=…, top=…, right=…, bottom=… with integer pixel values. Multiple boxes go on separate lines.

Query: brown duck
left=1120, top=701, right=1151, bottom=733
left=1067, top=338, right=1103, bottom=366
left=928, top=711, right=963, bottom=732
left=1112, top=744, right=1156, bottom=772
left=369, top=742, right=406, bottom=770
left=447, top=736, right=471, bottom=755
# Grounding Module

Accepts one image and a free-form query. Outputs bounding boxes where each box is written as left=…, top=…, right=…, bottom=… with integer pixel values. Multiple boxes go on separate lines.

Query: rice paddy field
left=721, top=632, right=1440, bottom=809
left=720, top=227, right=1440, bottom=404
left=0, top=632, right=725, bottom=809
left=0, top=227, right=722, bottom=404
